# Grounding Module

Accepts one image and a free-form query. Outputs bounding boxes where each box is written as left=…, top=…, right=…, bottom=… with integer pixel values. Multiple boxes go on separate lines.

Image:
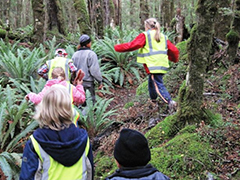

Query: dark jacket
left=20, top=124, right=94, bottom=180
left=105, top=164, right=170, bottom=180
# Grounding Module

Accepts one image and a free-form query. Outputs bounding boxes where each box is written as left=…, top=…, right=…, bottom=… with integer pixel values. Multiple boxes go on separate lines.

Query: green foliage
left=0, top=86, right=38, bottom=179
left=79, top=91, right=118, bottom=138
left=136, top=79, right=148, bottom=96
left=124, top=101, right=134, bottom=109
left=10, top=76, right=46, bottom=95
left=176, top=41, right=188, bottom=59
left=92, top=28, right=143, bottom=87
left=0, top=152, right=22, bottom=180
left=0, top=41, right=46, bottom=83
left=150, top=133, right=216, bottom=179
left=0, top=28, right=6, bottom=38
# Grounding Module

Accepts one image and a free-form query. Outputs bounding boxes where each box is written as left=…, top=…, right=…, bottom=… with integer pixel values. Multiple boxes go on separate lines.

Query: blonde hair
left=144, top=18, right=161, bottom=42
left=52, top=67, right=65, bottom=81
left=34, top=84, right=73, bottom=130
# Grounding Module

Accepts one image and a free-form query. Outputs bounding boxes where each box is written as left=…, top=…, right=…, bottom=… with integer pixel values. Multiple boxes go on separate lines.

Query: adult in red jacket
left=114, top=17, right=179, bottom=111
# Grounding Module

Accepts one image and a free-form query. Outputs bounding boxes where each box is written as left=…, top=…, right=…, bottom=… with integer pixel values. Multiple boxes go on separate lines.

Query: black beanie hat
left=79, top=34, right=91, bottom=47
left=114, top=128, right=151, bottom=167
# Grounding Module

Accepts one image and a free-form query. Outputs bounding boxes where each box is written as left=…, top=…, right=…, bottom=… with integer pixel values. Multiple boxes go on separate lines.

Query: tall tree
left=31, top=0, right=45, bottom=43
left=160, top=0, right=174, bottom=29
left=226, top=0, right=240, bottom=64
left=46, top=0, right=66, bottom=35
left=113, top=0, right=121, bottom=28
left=176, top=0, right=220, bottom=126
left=214, top=0, right=231, bottom=41
left=32, top=0, right=67, bottom=43
left=73, top=0, right=91, bottom=35
left=139, top=0, right=149, bottom=30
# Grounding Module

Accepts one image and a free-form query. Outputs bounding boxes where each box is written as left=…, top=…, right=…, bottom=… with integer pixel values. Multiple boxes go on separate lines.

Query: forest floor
left=93, top=63, right=240, bottom=179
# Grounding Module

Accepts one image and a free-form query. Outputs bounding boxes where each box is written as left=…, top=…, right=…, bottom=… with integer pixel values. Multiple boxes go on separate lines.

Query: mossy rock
left=150, top=133, right=217, bottom=179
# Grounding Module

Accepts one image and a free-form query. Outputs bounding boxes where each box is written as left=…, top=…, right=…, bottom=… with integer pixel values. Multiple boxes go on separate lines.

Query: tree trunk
left=113, top=0, right=121, bottom=28
left=177, top=0, right=220, bottom=126
left=227, top=0, right=240, bottom=64
left=140, top=0, right=149, bottom=30
left=160, top=0, right=172, bottom=29
left=214, top=0, right=231, bottom=41
left=46, top=0, right=66, bottom=35
left=73, top=0, right=91, bottom=35
left=32, top=0, right=45, bottom=43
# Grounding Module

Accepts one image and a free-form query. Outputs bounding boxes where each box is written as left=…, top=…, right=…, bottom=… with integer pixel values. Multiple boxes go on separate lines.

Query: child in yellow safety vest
left=20, top=85, right=93, bottom=180
left=26, top=67, right=85, bottom=125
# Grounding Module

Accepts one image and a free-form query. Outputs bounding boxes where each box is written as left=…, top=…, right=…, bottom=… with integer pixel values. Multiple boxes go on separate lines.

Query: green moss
left=203, top=109, right=223, bottom=127
left=179, top=125, right=197, bottom=134
left=136, top=80, right=148, bottom=96
left=226, top=29, right=240, bottom=44
left=146, top=115, right=179, bottom=148
left=150, top=133, right=216, bottom=179
left=94, top=155, right=117, bottom=179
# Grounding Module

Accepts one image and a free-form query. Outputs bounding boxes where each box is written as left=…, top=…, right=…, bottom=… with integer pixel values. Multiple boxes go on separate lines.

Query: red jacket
left=114, top=33, right=179, bottom=74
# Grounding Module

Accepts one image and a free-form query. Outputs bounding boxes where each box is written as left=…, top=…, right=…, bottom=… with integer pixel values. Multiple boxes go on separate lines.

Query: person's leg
left=152, top=74, right=177, bottom=113
left=151, top=74, right=172, bottom=104
left=148, top=74, right=158, bottom=101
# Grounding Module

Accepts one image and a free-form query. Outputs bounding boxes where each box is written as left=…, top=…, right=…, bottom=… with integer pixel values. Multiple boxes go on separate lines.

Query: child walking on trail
left=20, top=85, right=94, bottom=180
left=26, top=67, right=85, bottom=125
left=72, top=34, right=103, bottom=105
left=114, top=17, right=179, bottom=112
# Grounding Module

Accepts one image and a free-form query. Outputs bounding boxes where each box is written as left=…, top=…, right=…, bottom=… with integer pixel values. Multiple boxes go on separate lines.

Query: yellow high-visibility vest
left=30, top=135, right=90, bottom=180
left=46, top=57, right=71, bottom=81
left=137, top=30, right=169, bottom=74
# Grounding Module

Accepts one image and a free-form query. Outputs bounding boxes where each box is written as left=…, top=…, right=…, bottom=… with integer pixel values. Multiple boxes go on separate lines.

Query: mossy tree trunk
left=214, top=0, right=231, bottom=41
left=160, top=0, right=173, bottom=29
left=32, top=0, right=67, bottom=44
left=139, top=0, right=149, bottom=30
left=226, top=0, right=240, bottom=65
left=73, top=0, right=91, bottom=35
left=32, top=0, right=45, bottom=44
left=46, top=0, right=67, bottom=35
left=177, top=0, right=220, bottom=125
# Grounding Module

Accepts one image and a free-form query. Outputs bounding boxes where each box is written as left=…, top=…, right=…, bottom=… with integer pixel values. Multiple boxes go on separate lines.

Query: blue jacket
left=105, top=164, right=170, bottom=180
left=20, top=124, right=94, bottom=180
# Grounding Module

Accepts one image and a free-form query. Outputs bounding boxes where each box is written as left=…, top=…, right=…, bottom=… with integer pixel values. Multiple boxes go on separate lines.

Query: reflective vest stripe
left=137, top=31, right=168, bottom=58
left=30, top=135, right=90, bottom=180
left=148, top=66, right=169, bottom=71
